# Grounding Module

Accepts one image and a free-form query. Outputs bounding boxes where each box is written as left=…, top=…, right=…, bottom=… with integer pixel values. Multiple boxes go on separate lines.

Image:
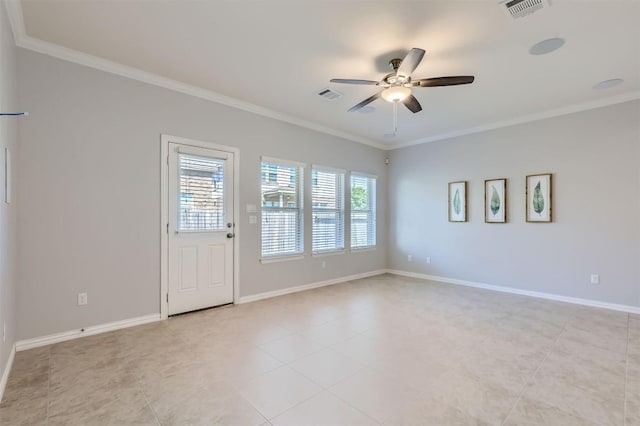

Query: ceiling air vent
left=502, top=0, right=550, bottom=19
left=316, top=88, right=343, bottom=101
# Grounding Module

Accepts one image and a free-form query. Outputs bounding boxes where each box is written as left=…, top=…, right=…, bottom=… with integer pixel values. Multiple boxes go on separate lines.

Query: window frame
left=260, top=156, right=305, bottom=261
left=311, top=165, right=346, bottom=255
left=350, top=172, right=377, bottom=250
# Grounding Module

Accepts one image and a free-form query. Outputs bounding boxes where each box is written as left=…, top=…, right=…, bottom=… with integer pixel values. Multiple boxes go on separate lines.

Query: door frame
left=160, top=134, right=240, bottom=319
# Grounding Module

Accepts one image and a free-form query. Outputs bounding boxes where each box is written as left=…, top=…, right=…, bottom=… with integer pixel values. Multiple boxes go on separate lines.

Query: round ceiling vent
left=593, top=79, right=624, bottom=90
left=529, top=37, right=565, bottom=55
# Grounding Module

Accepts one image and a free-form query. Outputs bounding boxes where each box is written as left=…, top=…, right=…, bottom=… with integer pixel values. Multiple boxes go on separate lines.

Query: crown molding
left=392, top=90, right=640, bottom=150
left=4, top=0, right=25, bottom=42
left=6, top=0, right=638, bottom=152
left=4, top=1, right=385, bottom=151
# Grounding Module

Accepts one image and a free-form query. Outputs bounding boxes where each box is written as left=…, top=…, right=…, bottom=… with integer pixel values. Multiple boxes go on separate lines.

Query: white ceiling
left=14, top=0, right=640, bottom=148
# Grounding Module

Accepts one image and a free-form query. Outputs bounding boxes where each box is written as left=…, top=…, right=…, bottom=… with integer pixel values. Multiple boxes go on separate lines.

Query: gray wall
left=0, top=3, right=18, bottom=380
left=17, top=50, right=387, bottom=340
left=389, top=100, right=640, bottom=306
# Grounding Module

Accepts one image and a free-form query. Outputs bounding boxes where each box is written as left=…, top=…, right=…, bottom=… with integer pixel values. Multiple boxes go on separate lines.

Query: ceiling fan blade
left=396, top=48, right=426, bottom=78
left=330, top=79, right=379, bottom=85
left=403, top=94, right=422, bottom=113
left=416, top=76, right=475, bottom=87
left=348, top=92, right=381, bottom=112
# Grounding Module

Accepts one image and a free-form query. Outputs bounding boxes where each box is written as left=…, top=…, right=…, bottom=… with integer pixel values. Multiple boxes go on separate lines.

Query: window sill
left=312, top=250, right=345, bottom=258
left=260, top=255, right=305, bottom=264
left=350, top=246, right=376, bottom=253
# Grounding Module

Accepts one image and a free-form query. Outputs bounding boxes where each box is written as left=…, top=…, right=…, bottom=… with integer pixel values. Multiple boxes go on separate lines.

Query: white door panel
left=168, top=143, right=234, bottom=315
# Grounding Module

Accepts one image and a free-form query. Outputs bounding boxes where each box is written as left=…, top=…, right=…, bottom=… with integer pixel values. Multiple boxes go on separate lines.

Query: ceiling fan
left=330, top=48, right=475, bottom=114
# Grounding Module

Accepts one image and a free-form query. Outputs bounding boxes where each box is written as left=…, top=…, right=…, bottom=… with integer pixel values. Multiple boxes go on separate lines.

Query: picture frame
left=448, top=181, right=467, bottom=222
left=484, top=178, right=507, bottom=223
left=526, top=173, right=552, bottom=222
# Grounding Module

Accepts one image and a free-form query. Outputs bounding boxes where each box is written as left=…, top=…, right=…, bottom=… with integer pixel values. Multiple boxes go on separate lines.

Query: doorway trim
left=160, top=134, right=240, bottom=319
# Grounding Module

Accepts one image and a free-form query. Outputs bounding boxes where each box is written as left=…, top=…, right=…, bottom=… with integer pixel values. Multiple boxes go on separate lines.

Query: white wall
left=17, top=50, right=387, bottom=340
left=0, top=3, right=18, bottom=383
left=389, top=100, right=640, bottom=306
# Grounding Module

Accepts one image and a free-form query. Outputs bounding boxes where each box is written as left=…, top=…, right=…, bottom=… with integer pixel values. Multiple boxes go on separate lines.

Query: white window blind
left=312, top=168, right=345, bottom=253
left=351, top=174, right=376, bottom=249
left=261, top=160, right=304, bottom=257
left=178, top=154, right=225, bottom=231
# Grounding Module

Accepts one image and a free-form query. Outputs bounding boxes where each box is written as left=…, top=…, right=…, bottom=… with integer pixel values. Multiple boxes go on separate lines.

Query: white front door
left=167, top=143, right=234, bottom=315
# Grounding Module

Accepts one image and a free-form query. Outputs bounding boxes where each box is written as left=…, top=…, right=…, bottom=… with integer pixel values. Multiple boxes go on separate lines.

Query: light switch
left=246, top=204, right=257, bottom=213
left=249, top=215, right=257, bottom=224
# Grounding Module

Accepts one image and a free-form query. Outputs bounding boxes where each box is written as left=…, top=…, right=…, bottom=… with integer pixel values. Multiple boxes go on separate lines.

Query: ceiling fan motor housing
left=383, top=72, right=410, bottom=87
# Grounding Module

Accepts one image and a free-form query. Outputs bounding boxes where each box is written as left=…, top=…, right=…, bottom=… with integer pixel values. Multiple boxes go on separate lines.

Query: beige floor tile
left=290, top=347, right=365, bottom=387
left=145, top=373, right=266, bottom=426
left=0, top=396, right=48, bottom=426
left=388, top=395, right=489, bottom=426
left=47, top=383, right=157, bottom=426
left=560, top=325, right=628, bottom=355
left=627, top=386, right=640, bottom=426
left=300, top=318, right=363, bottom=347
left=368, top=346, right=455, bottom=393
left=328, top=367, right=423, bottom=424
left=6, top=347, right=50, bottom=380
left=458, top=342, right=543, bottom=394
left=503, top=396, right=600, bottom=426
left=271, top=391, right=379, bottom=426
left=239, top=366, right=322, bottom=419
left=421, top=369, right=520, bottom=425
left=2, top=275, right=636, bottom=425
left=259, top=333, right=327, bottom=363
left=524, top=375, right=624, bottom=426
left=535, top=344, right=626, bottom=400
left=331, top=332, right=397, bottom=367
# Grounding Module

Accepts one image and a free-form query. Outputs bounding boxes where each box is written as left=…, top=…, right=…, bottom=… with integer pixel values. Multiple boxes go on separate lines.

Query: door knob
left=226, top=233, right=235, bottom=239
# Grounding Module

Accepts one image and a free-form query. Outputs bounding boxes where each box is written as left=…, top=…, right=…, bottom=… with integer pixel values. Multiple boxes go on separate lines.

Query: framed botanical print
left=485, top=178, right=507, bottom=223
left=526, top=173, right=552, bottom=222
left=448, top=181, right=467, bottom=222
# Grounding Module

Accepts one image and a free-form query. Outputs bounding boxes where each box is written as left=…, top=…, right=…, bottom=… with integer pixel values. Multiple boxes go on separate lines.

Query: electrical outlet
left=408, top=254, right=412, bottom=262
left=590, top=274, right=600, bottom=285
left=78, top=292, right=88, bottom=306
left=322, top=261, right=326, bottom=269
left=426, top=257, right=431, bottom=264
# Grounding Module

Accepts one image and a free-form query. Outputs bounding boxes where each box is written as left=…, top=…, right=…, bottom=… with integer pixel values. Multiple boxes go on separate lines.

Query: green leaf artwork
left=533, top=181, right=545, bottom=214
left=453, top=188, right=461, bottom=215
left=490, top=185, right=500, bottom=216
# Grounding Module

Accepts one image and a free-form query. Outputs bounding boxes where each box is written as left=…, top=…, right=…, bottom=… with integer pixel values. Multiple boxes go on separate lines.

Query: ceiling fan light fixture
left=381, top=86, right=411, bottom=103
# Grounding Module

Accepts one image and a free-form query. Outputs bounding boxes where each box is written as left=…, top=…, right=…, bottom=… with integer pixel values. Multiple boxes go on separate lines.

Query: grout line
left=135, top=374, right=162, bottom=426
left=625, top=314, right=630, bottom=426
left=46, top=346, right=51, bottom=426
left=500, top=324, right=567, bottom=426
left=325, top=384, right=383, bottom=425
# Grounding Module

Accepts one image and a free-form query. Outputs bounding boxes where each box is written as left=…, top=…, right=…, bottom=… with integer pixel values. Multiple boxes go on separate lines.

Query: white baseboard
left=386, top=269, right=640, bottom=314
left=0, top=343, right=16, bottom=403
left=15, top=314, right=162, bottom=352
left=237, top=269, right=387, bottom=304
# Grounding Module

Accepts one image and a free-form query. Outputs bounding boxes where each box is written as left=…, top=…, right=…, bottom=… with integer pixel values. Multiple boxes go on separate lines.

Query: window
left=351, top=174, right=376, bottom=249
left=261, top=158, right=304, bottom=258
left=262, top=164, right=277, bottom=183
left=178, top=154, right=225, bottom=231
left=312, top=167, right=345, bottom=254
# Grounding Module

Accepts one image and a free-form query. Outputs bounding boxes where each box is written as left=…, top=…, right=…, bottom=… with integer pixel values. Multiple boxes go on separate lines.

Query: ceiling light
left=529, top=37, right=565, bottom=55
left=381, top=86, right=411, bottom=103
left=593, top=79, right=624, bottom=90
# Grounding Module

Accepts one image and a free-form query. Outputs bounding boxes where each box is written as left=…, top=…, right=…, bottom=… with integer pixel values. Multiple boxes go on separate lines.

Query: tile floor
left=2, top=273, right=640, bottom=425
